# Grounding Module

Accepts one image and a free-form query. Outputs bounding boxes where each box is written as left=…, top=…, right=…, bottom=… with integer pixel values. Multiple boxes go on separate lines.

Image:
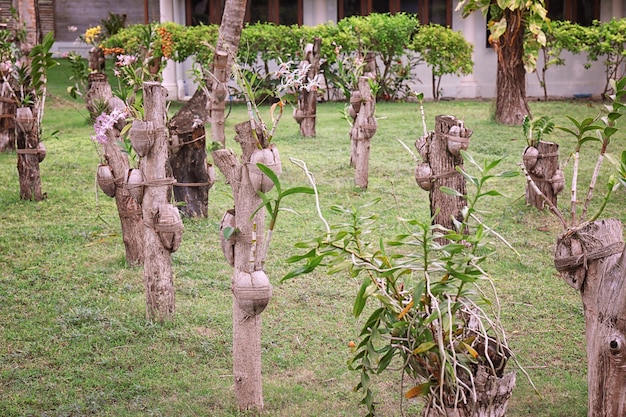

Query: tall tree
left=457, top=0, right=548, bottom=125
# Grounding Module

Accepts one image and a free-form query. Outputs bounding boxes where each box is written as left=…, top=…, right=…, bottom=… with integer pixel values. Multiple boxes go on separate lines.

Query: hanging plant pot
left=350, top=90, right=362, bottom=114
left=446, top=132, right=470, bottom=157
left=97, top=164, right=116, bottom=197
left=129, top=120, right=155, bottom=157
left=170, top=133, right=181, bottom=155
left=154, top=203, right=183, bottom=252
left=363, top=118, right=377, bottom=138
left=37, top=142, right=46, bottom=163
left=215, top=81, right=228, bottom=102
left=551, top=169, right=565, bottom=195
left=293, top=108, right=305, bottom=124
left=219, top=209, right=236, bottom=267
left=233, top=269, right=272, bottom=316
left=15, top=107, right=35, bottom=133
left=125, top=168, right=145, bottom=205
left=247, top=144, right=282, bottom=193
left=523, top=146, right=539, bottom=170
left=207, top=162, right=216, bottom=189
left=415, top=162, right=433, bottom=191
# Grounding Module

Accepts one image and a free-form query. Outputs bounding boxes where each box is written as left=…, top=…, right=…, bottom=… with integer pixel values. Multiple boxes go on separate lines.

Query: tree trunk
left=523, top=141, right=563, bottom=210
left=349, top=76, right=377, bottom=189
left=138, top=82, right=181, bottom=322
left=15, top=107, right=44, bottom=201
left=555, top=219, right=626, bottom=417
left=169, top=0, right=247, bottom=138
left=424, top=366, right=516, bottom=417
left=209, top=50, right=229, bottom=146
left=494, top=8, right=530, bottom=126
left=294, top=37, right=321, bottom=137
left=213, top=120, right=277, bottom=413
left=0, top=85, right=16, bottom=153
left=421, top=115, right=470, bottom=231
left=170, top=124, right=215, bottom=217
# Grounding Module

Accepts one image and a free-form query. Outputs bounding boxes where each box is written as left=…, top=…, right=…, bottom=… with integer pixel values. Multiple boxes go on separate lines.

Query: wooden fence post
left=349, top=76, right=377, bottom=189
left=136, top=82, right=181, bottom=322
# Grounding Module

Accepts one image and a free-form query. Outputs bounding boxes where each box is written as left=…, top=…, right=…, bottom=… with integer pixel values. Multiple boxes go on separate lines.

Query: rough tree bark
left=415, top=115, right=471, bottom=231
left=15, top=107, right=44, bottom=201
left=213, top=120, right=278, bottom=412
left=293, top=37, right=321, bottom=137
left=349, top=76, right=377, bottom=189
left=136, top=82, right=182, bottom=322
left=493, top=8, right=530, bottom=126
left=523, top=141, right=563, bottom=210
left=555, top=218, right=626, bottom=417
left=170, top=124, right=215, bottom=217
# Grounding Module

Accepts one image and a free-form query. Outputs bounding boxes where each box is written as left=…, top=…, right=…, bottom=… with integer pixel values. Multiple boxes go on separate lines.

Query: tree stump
left=213, top=120, right=278, bottom=412
left=294, top=37, right=321, bottom=137
left=85, top=72, right=113, bottom=122
left=523, top=141, right=563, bottom=210
left=554, top=218, right=626, bottom=417
left=15, top=107, right=44, bottom=201
left=415, top=115, right=471, bottom=232
left=349, top=76, right=377, bottom=189
left=138, top=82, right=181, bottom=322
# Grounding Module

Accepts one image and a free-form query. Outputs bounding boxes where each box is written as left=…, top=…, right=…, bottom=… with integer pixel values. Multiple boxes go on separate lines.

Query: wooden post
left=555, top=219, right=626, bottom=417
left=294, top=37, right=321, bottom=137
left=0, top=81, right=16, bottom=152
left=523, top=141, right=563, bottom=210
left=15, top=107, right=44, bottom=201
left=139, top=82, right=181, bottom=322
left=213, top=120, right=278, bottom=412
left=89, top=74, right=145, bottom=266
left=349, top=76, right=377, bottom=189
left=416, top=115, right=471, bottom=231
left=210, top=50, right=229, bottom=147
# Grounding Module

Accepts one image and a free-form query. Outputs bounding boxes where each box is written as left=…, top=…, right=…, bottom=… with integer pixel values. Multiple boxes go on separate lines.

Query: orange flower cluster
left=156, top=27, right=173, bottom=59
left=101, top=47, right=125, bottom=56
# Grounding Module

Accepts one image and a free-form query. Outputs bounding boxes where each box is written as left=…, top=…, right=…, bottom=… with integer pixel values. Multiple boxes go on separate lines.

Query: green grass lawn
left=0, top=61, right=624, bottom=416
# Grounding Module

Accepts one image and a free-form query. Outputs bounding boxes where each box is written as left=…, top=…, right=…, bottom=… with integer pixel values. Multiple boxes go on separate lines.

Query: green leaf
left=353, top=276, right=372, bottom=317
left=222, top=227, right=236, bottom=240
left=280, top=186, right=315, bottom=197
left=413, top=341, right=437, bottom=354
left=256, top=162, right=281, bottom=194
left=440, top=186, right=464, bottom=197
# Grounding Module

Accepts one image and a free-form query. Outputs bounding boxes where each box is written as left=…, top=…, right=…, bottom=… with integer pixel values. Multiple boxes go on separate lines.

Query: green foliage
left=532, top=20, right=588, bottom=99
left=64, top=52, right=90, bottom=99
left=457, top=0, right=548, bottom=72
left=284, top=153, right=521, bottom=416
left=410, top=24, right=474, bottom=100
left=582, top=18, right=626, bottom=96
left=522, top=114, right=554, bottom=147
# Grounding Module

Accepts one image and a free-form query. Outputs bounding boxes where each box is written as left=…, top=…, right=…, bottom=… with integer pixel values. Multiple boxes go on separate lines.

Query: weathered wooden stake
left=15, top=107, right=44, bottom=201
left=349, top=76, right=377, bottom=189
left=294, top=37, right=321, bottom=137
left=523, top=141, right=563, bottom=210
left=415, top=115, right=471, bottom=231
left=555, top=218, right=626, bottom=417
left=213, top=120, right=277, bottom=412
left=139, top=82, right=181, bottom=322
left=210, top=50, right=229, bottom=147
left=0, top=81, right=16, bottom=152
